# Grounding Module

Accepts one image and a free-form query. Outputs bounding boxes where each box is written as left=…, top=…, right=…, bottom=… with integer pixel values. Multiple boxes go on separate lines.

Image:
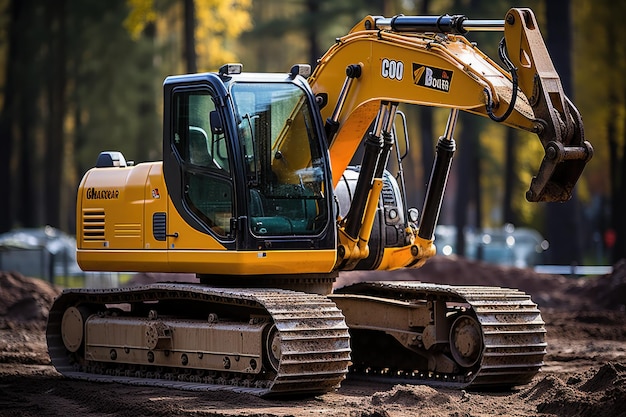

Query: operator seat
left=188, top=126, right=212, bottom=166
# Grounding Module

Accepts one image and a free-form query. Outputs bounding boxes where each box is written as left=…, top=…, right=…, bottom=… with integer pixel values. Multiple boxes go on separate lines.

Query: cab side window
left=173, top=90, right=233, bottom=237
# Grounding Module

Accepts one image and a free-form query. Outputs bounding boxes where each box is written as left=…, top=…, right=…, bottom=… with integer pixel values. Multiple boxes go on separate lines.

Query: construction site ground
left=1, top=256, right=625, bottom=417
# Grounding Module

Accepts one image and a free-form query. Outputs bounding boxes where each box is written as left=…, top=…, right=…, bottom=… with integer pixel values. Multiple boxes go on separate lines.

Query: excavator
left=47, top=8, right=592, bottom=396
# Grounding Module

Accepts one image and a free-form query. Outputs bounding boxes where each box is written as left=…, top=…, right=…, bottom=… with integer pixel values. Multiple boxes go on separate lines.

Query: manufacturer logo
left=381, top=59, right=404, bottom=81
left=86, top=187, right=120, bottom=200
left=412, top=64, right=452, bottom=92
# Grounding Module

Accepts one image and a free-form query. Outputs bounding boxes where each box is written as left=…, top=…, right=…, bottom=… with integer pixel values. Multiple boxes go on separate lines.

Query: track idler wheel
left=61, top=306, right=90, bottom=353
left=449, top=314, right=483, bottom=368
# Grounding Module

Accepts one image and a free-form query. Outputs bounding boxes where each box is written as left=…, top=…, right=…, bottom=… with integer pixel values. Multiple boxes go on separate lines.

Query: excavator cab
left=162, top=67, right=337, bottom=260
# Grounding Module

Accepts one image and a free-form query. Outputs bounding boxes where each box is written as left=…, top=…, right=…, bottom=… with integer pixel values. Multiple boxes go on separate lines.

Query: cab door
left=162, top=75, right=238, bottom=252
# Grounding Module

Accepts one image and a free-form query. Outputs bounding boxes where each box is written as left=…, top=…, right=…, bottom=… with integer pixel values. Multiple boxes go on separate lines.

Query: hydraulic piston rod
left=375, top=15, right=504, bottom=34
left=418, top=108, right=459, bottom=241
left=325, top=64, right=362, bottom=142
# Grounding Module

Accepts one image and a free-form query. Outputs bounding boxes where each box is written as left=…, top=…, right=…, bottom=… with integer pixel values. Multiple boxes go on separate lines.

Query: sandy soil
left=1, top=257, right=626, bottom=417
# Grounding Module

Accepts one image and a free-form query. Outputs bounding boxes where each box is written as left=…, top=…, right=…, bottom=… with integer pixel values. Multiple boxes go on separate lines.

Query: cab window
left=173, top=90, right=233, bottom=237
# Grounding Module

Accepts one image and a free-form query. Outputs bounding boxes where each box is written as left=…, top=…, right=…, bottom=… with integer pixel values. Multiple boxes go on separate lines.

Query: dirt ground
left=1, top=257, right=626, bottom=417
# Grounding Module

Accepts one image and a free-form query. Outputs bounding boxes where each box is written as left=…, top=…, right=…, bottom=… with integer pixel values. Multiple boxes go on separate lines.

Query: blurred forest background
left=0, top=0, right=623, bottom=266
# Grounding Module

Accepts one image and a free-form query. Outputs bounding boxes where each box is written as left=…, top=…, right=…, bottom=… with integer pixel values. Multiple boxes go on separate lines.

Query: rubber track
left=336, top=281, right=547, bottom=388
left=47, top=284, right=351, bottom=397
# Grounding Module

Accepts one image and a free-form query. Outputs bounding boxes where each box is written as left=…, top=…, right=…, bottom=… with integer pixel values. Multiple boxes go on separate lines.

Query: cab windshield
left=231, top=82, right=327, bottom=236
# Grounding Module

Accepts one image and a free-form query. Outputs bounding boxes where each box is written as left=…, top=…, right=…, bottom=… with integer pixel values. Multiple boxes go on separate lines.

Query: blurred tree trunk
left=614, top=112, right=626, bottom=261
left=605, top=9, right=626, bottom=262
left=17, top=101, right=37, bottom=229
left=453, top=131, right=468, bottom=257
left=1, top=0, right=42, bottom=231
left=0, top=0, right=19, bottom=233
left=545, top=0, right=583, bottom=265
left=502, top=128, right=517, bottom=225
left=609, top=76, right=626, bottom=262
left=473, top=119, right=483, bottom=260
left=418, top=108, right=434, bottom=203
left=454, top=114, right=480, bottom=257
left=44, top=0, right=67, bottom=229
left=307, top=0, right=320, bottom=68
left=184, top=0, right=196, bottom=73
left=137, top=21, right=157, bottom=163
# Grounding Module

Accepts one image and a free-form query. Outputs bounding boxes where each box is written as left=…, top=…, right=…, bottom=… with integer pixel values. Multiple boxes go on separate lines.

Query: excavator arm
left=308, top=8, right=592, bottom=270
left=501, top=9, right=592, bottom=202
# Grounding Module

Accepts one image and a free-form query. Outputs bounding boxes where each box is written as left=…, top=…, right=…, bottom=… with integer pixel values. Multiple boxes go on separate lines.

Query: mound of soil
left=0, top=271, right=60, bottom=329
left=522, top=362, right=626, bottom=417
left=568, top=259, right=626, bottom=310
left=337, top=256, right=626, bottom=311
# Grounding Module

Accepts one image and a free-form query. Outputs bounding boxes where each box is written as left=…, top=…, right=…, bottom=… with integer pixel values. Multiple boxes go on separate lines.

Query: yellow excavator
left=48, top=8, right=592, bottom=396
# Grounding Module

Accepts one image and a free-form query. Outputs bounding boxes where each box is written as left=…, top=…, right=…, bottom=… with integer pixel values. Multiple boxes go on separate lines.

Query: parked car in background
left=434, top=224, right=549, bottom=268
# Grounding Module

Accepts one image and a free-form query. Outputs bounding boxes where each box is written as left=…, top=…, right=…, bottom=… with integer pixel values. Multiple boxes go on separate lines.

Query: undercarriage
left=47, top=280, right=546, bottom=396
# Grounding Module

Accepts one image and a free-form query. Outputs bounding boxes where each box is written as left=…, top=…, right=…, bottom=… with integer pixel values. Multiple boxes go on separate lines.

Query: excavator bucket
left=526, top=97, right=593, bottom=202
left=526, top=139, right=593, bottom=202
